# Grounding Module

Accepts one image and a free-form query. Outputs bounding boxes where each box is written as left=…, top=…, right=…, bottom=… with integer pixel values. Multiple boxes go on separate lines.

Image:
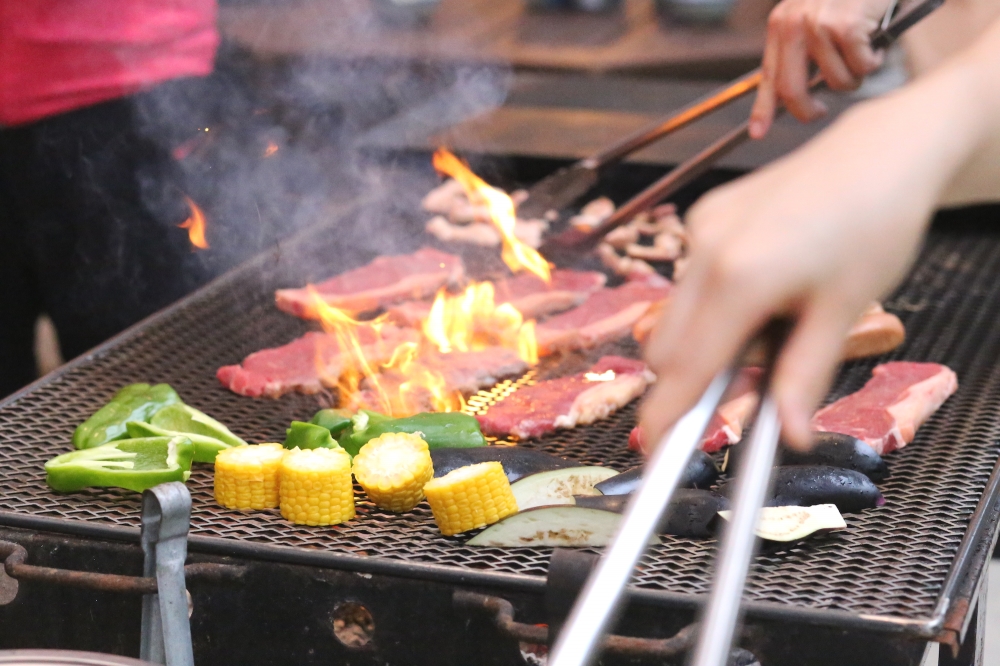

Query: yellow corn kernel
left=279, top=447, right=355, bottom=526
left=214, top=443, right=286, bottom=510
left=352, top=432, right=434, bottom=513
left=423, top=461, right=518, bottom=536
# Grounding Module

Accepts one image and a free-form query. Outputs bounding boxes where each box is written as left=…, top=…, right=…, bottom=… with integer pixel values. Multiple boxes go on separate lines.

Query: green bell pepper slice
left=308, top=409, right=354, bottom=438
left=339, top=411, right=485, bottom=458
left=73, top=383, right=180, bottom=450
left=46, top=436, right=196, bottom=493
left=150, top=403, right=247, bottom=448
left=283, top=421, right=339, bottom=450
left=126, top=421, right=230, bottom=463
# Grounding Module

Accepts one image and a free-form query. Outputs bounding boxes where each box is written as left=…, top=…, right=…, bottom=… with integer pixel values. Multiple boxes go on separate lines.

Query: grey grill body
left=0, top=200, right=998, bottom=665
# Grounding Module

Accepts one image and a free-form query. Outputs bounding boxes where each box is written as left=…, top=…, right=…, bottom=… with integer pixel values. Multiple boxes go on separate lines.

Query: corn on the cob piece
left=352, top=432, right=434, bottom=513
left=423, top=461, right=518, bottom=536
left=214, top=443, right=286, bottom=510
left=279, top=447, right=355, bottom=526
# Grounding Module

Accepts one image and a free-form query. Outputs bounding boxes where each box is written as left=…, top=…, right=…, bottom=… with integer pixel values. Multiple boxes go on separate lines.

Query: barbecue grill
left=0, top=158, right=997, bottom=666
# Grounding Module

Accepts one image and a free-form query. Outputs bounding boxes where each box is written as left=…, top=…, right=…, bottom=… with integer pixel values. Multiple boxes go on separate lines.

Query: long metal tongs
left=548, top=320, right=786, bottom=666
left=537, top=0, right=944, bottom=264
left=547, top=7, right=945, bottom=663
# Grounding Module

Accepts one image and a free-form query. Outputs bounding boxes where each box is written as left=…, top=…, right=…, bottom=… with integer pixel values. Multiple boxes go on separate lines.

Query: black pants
left=0, top=79, right=215, bottom=397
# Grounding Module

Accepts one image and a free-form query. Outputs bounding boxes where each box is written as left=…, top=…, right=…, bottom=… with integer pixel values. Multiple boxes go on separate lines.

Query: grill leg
left=940, top=578, right=987, bottom=666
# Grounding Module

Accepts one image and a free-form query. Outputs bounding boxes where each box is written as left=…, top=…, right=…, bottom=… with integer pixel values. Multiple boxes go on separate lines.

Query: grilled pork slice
left=274, top=247, right=465, bottom=319
left=843, top=303, right=906, bottom=360
left=387, top=269, right=607, bottom=326
left=811, top=361, right=958, bottom=455
left=536, top=278, right=672, bottom=355
left=477, top=356, right=655, bottom=440
left=628, top=367, right=762, bottom=454
left=217, top=327, right=417, bottom=398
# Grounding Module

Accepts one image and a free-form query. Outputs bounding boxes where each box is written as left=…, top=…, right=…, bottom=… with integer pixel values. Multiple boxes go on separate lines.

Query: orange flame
left=432, top=148, right=551, bottom=283
left=422, top=282, right=538, bottom=365
left=263, top=141, right=279, bottom=158
left=179, top=196, right=209, bottom=250
left=306, top=288, right=466, bottom=416
left=305, top=279, right=539, bottom=417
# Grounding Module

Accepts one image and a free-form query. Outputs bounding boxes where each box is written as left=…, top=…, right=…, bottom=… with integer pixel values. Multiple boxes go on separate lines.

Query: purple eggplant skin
left=430, top=447, right=575, bottom=483
left=780, top=432, right=889, bottom=482
left=727, top=431, right=888, bottom=482
left=766, top=465, right=883, bottom=513
left=593, top=451, right=719, bottom=496
left=575, top=489, right=730, bottom=538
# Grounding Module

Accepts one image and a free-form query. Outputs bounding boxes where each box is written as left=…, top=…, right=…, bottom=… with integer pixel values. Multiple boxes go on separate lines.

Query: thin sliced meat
left=634, top=301, right=906, bottom=362
left=843, top=304, right=906, bottom=360
left=536, top=277, right=672, bottom=355
left=387, top=269, right=607, bottom=326
left=628, top=367, right=762, bottom=453
left=478, top=356, right=655, bottom=440
left=350, top=347, right=529, bottom=413
left=811, top=361, right=958, bottom=455
left=275, top=248, right=465, bottom=318
left=217, top=326, right=417, bottom=398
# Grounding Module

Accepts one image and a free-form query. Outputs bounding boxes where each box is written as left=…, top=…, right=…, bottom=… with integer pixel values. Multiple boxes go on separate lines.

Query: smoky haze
left=126, top=36, right=512, bottom=297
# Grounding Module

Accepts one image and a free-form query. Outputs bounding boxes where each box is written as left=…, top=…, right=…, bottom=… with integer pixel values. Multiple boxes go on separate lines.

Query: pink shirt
left=0, top=0, right=219, bottom=126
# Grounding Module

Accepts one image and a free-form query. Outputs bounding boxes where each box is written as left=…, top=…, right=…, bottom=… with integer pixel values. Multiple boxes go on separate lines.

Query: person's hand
left=639, top=99, right=951, bottom=452
left=749, top=0, right=891, bottom=139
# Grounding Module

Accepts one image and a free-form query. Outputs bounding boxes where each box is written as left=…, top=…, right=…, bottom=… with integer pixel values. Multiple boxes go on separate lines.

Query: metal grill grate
left=1, top=211, right=999, bottom=629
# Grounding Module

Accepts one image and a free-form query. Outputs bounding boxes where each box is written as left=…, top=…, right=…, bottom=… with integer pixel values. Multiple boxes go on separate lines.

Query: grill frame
left=1, top=178, right=1000, bottom=647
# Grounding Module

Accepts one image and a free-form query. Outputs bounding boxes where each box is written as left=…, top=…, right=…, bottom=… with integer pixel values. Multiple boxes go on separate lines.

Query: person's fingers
left=770, top=295, right=857, bottom=450
left=641, top=245, right=773, bottom=448
left=750, top=15, right=783, bottom=139
left=834, top=27, right=884, bottom=78
left=774, top=13, right=827, bottom=122
left=805, top=21, right=861, bottom=91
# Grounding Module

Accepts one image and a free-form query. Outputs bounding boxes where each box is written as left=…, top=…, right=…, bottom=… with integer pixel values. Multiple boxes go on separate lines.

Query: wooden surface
left=220, top=0, right=771, bottom=76
left=357, top=72, right=857, bottom=172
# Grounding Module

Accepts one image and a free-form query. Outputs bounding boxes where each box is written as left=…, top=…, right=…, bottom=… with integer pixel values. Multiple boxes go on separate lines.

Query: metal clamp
left=139, top=483, right=194, bottom=666
left=454, top=591, right=698, bottom=660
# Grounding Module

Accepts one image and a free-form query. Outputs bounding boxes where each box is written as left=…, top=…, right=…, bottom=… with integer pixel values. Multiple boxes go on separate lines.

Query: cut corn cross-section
left=214, top=443, right=286, bottom=510
left=352, top=432, right=434, bottom=513
left=423, top=461, right=518, bottom=536
left=280, top=447, right=355, bottom=526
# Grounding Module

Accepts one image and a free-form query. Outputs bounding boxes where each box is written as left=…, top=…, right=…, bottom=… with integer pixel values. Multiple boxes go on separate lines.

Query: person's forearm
left=903, top=0, right=1000, bottom=76
left=816, top=18, right=1000, bottom=210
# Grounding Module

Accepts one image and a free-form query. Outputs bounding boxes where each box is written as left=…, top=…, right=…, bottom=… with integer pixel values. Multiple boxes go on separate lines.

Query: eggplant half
left=593, top=451, right=719, bottom=496
left=467, top=506, right=661, bottom=547
left=718, top=504, right=846, bottom=542
left=510, top=467, right=620, bottom=510
left=430, top=446, right=575, bottom=483
left=576, top=489, right=730, bottom=538
left=744, top=465, right=884, bottom=513
left=725, top=432, right=888, bottom=481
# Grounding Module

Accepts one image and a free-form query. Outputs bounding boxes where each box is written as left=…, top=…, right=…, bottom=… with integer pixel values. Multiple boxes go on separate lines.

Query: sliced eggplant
left=748, top=465, right=883, bottom=513
left=575, top=489, right=730, bottom=538
left=467, top=506, right=661, bottom=547
left=430, top=446, right=575, bottom=483
left=725, top=432, right=888, bottom=481
left=510, top=467, right=620, bottom=510
left=718, top=504, right=846, bottom=542
left=593, top=451, right=719, bottom=496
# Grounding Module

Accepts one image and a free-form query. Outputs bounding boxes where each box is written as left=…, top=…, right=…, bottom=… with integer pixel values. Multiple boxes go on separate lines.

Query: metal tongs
left=536, top=0, right=944, bottom=264
left=547, top=4, right=944, bottom=664
left=549, top=320, right=788, bottom=666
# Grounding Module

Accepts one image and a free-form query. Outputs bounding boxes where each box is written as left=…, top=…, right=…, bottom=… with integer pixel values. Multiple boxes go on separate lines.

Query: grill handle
left=0, top=542, right=246, bottom=594
left=454, top=590, right=700, bottom=660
